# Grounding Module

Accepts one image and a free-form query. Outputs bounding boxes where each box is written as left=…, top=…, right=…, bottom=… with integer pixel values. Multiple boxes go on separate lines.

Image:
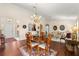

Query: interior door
left=4, top=20, right=14, bottom=38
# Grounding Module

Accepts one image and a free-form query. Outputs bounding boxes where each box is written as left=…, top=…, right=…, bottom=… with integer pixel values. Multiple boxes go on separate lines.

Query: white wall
left=45, top=18, right=77, bottom=33
left=0, top=4, right=78, bottom=41
left=45, top=18, right=77, bottom=42
left=0, top=4, right=46, bottom=40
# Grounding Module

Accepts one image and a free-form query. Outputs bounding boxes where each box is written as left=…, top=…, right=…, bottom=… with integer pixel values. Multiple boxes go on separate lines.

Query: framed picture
left=53, top=25, right=57, bottom=31
left=23, top=25, right=27, bottom=29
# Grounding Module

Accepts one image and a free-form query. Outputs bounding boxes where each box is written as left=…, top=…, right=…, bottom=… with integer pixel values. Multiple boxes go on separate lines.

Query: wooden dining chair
left=60, top=32, right=66, bottom=43
left=25, top=32, right=39, bottom=55
left=45, top=33, right=52, bottom=55
left=39, top=32, right=52, bottom=55
left=40, top=32, right=45, bottom=42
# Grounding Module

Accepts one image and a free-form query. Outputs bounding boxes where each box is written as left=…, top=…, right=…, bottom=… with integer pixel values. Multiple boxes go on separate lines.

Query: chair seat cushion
left=39, top=43, right=46, bottom=49
left=31, top=41, right=38, bottom=47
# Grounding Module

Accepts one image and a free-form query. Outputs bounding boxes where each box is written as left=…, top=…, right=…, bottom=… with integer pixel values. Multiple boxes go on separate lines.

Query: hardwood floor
left=5, top=38, right=17, bottom=43
left=0, top=41, right=22, bottom=56
left=50, top=41, right=65, bottom=56
left=0, top=39, right=78, bottom=56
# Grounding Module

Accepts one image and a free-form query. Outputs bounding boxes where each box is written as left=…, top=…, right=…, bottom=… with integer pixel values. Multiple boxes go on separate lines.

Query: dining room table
left=65, top=39, right=79, bottom=55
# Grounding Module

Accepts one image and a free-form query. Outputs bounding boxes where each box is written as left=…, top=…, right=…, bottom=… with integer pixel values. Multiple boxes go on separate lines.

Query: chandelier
left=31, top=5, right=41, bottom=24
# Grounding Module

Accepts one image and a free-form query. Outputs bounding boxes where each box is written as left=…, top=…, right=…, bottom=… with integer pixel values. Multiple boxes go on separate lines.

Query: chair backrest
left=47, top=33, right=52, bottom=46
left=48, top=33, right=52, bottom=40
left=25, top=32, right=33, bottom=45
left=66, top=33, right=71, bottom=38
left=60, top=32, right=66, bottom=38
left=40, top=32, right=45, bottom=37
left=40, top=32, right=45, bottom=42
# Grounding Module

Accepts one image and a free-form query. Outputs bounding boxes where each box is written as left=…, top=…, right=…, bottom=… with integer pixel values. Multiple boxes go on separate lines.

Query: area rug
left=19, top=46, right=57, bottom=56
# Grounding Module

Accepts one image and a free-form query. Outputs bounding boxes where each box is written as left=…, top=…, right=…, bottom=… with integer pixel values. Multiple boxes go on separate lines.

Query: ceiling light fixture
left=31, top=4, right=41, bottom=24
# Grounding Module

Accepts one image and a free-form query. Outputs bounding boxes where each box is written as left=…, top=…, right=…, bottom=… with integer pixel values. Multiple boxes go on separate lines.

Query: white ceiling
left=14, top=3, right=79, bottom=19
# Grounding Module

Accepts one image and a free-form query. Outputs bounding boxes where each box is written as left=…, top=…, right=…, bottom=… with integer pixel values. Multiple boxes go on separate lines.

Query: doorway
left=3, top=18, right=15, bottom=38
